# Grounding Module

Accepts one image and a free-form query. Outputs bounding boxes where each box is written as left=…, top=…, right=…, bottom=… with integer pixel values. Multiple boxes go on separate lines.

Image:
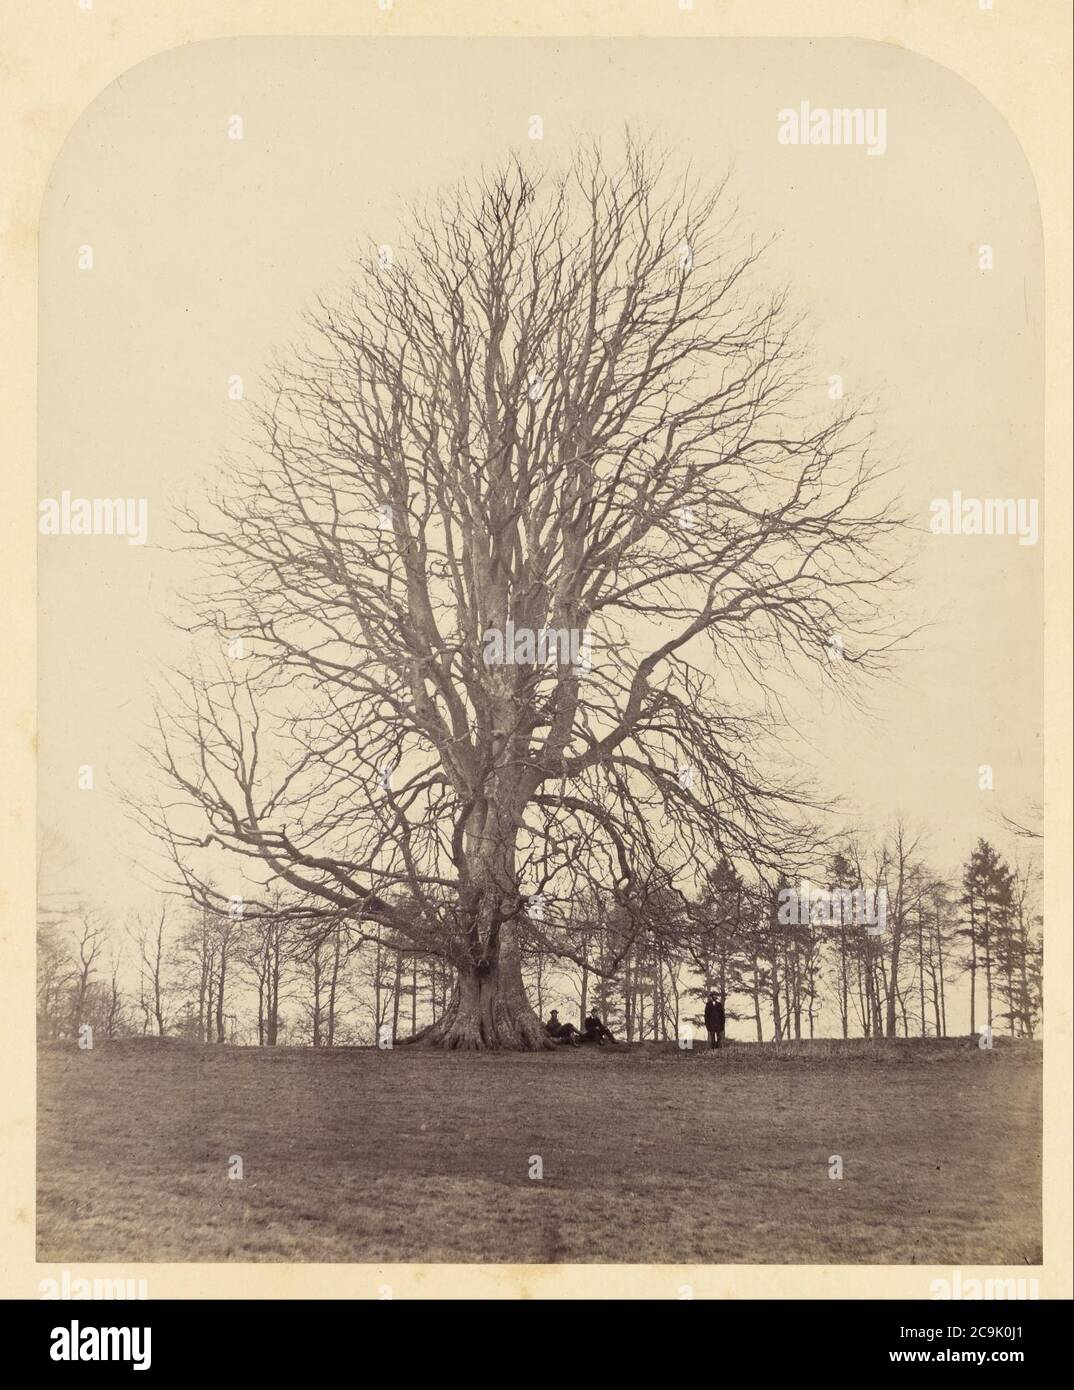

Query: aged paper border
left=2, top=0, right=1069, bottom=1301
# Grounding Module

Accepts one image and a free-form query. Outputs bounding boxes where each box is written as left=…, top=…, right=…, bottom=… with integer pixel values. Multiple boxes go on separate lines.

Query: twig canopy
left=141, top=138, right=906, bottom=1046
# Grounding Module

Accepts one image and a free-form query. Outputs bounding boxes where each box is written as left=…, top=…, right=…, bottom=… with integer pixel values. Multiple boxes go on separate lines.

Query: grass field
left=37, top=1036, right=1041, bottom=1265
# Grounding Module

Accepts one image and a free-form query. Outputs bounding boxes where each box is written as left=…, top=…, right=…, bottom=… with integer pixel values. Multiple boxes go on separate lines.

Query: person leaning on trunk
left=545, top=1009, right=580, bottom=1046
left=580, top=1009, right=616, bottom=1044
left=704, top=994, right=726, bottom=1050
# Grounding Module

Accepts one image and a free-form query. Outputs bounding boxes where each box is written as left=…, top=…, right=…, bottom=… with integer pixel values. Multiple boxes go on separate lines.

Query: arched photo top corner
left=38, top=35, right=265, bottom=226
left=844, top=35, right=1044, bottom=233
left=38, top=32, right=1046, bottom=236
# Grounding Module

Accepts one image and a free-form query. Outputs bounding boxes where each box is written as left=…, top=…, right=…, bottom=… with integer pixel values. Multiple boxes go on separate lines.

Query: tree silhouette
left=142, top=139, right=905, bottom=1047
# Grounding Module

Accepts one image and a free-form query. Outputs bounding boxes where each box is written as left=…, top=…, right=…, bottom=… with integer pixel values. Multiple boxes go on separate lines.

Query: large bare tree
left=143, top=139, right=904, bottom=1048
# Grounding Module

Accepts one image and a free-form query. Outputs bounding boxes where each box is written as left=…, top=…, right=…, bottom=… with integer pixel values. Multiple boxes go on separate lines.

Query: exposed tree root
left=400, top=988, right=555, bottom=1050
left=398, top=946, right=555, bottom=1051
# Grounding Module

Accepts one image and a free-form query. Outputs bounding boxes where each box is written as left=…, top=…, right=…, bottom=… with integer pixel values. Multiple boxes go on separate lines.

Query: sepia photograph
left=2, top=4, right=1067, bottom=1351
left=31, top=32, right=1048, bottom=1275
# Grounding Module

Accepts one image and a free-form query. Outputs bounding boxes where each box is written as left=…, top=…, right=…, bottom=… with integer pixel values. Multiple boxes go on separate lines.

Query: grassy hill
left=37, top=1036, right=1041, bottom=1264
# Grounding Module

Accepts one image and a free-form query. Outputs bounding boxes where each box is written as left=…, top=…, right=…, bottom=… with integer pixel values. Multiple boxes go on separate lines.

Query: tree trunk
left=196, top=921, right=210, bottom=1044
left=389, top=951, right=401, bottom=1046
left=401, top=800, right=554, bottom=1050
left=215, top=948, right=227, bottom=1043
left=327, top=927, right=342, bottom=1048
left=968, top=903, right=977, bottom=1036
left=1017, top=925, right=1031, bottom=1039
left=885, top=926, right=901, bottom=1038
left=403, top=922, right=552, bottom=1050
left=267, top=933, right=280, bottom=1046
left=769, top=949, right=783, bottom=1041
left=982, top=906, right=994, bottom=1032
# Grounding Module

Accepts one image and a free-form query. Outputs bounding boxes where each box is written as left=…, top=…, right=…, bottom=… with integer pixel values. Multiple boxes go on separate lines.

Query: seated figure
left=580, top=1010, right=616, bottom=1044
left=545, top=1009, right=580, bottom=1045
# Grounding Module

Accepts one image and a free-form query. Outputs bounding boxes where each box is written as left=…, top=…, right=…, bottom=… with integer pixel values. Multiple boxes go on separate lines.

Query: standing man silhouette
left=704, top=994, right=726, bottom=1050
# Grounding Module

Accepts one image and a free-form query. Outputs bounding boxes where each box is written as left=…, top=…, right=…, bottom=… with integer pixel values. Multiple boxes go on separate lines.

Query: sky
left=36, top=37, right=1044, bottom=1037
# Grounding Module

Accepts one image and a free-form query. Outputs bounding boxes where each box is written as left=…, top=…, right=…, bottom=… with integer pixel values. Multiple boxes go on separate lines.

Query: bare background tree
left=139, top=138, right=910, bottom=1047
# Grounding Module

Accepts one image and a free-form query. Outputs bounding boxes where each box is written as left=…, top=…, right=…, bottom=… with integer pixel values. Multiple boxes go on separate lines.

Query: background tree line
left=37, top=828, right=1042, bottom=1047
